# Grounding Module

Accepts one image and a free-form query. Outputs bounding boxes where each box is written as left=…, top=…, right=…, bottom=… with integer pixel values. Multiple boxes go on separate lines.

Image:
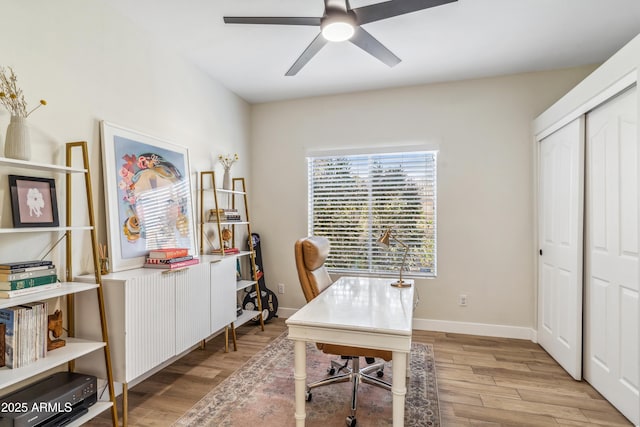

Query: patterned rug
left=174, top=333, right=440, bottom=427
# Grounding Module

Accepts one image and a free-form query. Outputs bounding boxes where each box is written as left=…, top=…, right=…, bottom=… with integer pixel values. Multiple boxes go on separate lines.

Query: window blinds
left=308, top=151, right=437, bottom=277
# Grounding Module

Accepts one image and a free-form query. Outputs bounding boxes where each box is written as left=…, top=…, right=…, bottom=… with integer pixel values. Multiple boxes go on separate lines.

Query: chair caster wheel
left=305, top=391, right=312, bottom=402
left=346, top=416, right=357, bottom=426
left=376, top=369, right=384, bottom=378
left=328, top=367, right=336, bottom=375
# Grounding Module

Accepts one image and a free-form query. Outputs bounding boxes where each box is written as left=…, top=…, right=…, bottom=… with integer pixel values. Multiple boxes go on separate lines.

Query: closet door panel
left=537, top=116, right=584, bottom=380
left=585, top=86, right=639, bottom=425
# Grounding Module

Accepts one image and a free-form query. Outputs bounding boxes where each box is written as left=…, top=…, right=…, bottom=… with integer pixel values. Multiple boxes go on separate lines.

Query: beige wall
left=0, top=0, right=250, bottom=272
left=250, top=66, right=597, bottom=331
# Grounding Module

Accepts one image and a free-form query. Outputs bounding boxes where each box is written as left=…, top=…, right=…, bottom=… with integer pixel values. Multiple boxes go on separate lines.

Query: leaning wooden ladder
left=65, top=141, right=118, bottom=426
left=229, top=177, right=265, bottom=349
left=199, top=172, right=265, bottom=352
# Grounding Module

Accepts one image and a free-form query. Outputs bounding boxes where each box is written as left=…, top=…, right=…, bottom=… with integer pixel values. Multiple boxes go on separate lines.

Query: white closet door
left=585, top=86, right=639, bottom=425
left=537, top=117, right=585, bottom=380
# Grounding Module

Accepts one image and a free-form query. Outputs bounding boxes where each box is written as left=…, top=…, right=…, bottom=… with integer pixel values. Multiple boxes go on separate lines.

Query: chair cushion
left=318, top=343, right=393, bottom=362
left=301, top=236, right=330, bottom=271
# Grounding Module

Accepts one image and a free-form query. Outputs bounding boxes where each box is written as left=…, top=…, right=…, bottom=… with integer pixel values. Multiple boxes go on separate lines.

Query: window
left=308, top=150, right=437, bottom=278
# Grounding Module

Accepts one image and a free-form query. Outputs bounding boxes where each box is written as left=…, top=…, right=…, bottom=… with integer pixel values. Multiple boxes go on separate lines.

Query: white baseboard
left=277, top=307, right=297, bottom=318
left=414, top=318, right=537, bottom=342
left=277, top=307, right=537, bottom=342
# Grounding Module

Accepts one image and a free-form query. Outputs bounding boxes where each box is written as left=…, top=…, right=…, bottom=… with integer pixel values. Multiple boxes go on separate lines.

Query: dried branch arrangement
left=0, top=66, right=46, bottom=117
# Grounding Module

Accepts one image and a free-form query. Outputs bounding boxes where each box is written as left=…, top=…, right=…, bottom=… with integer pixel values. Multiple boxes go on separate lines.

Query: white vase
left=4, top=115, right=31, bottom=161
left=223, top=167, right=232, bottom=190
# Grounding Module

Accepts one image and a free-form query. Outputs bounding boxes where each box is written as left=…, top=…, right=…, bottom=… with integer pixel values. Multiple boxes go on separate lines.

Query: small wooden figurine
left=47, top=310, right=66, bottom=351
left=222, top=228, right=232, bottom=249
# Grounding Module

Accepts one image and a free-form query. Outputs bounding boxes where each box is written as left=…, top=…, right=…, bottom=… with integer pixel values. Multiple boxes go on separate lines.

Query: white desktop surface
left=286, top=276, right=414, bottom=427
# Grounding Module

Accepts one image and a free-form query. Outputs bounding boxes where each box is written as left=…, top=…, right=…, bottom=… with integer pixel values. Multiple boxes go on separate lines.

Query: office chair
left=294, top=236, right=392, bottom=427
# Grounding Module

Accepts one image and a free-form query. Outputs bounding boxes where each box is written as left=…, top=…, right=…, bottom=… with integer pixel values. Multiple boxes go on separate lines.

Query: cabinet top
left=75, top=255, right=238, bottom=281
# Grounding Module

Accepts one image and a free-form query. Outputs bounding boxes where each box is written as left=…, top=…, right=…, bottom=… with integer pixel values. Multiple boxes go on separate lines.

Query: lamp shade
left=376, top=228, right=392, bottom=248
left=376, top=227, right=411, bottom=288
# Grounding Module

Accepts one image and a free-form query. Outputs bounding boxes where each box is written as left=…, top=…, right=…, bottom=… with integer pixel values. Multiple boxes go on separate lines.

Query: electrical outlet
left=459, top=294, right=467, bottom=306
left=278, top=283, right=285, bottom=294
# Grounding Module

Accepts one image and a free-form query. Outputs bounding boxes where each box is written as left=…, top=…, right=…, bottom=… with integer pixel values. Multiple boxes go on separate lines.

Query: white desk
left=286, top=276, right=414, bottom=427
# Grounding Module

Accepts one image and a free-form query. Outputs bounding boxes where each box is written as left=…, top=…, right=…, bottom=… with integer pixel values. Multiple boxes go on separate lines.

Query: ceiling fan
left=224, top=0, right=458, bottom=76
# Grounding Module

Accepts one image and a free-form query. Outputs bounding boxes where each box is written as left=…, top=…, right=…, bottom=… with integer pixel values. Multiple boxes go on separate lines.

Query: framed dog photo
left=8, top=175, right=60, bottom=228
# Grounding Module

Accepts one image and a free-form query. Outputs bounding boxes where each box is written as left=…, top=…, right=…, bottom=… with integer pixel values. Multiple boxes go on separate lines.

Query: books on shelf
left=223, top=208, right=242, bottom=222
left=0, top=301, right=48, bottom=368
left=0, top=260, right=53, bottom=271
left=0, top=282, right=62, bottom=299
left=211, top=247, right=240, bottom=255
left=143, top=258, right=200, bottom=270
left=0, top=307, right=18, bottom=367
left=0, top=260, right=59, bottom=297
left=0, top=267, right=57, bottom=282
left=207, top=209, right=242, bottom=222
left=145, top=248, right=198, bottom=269
left=147, top=248, right=190, bottom=259
left=145, top=255, right=194, bottom=265
left=0, top=273, right=58, bottom=291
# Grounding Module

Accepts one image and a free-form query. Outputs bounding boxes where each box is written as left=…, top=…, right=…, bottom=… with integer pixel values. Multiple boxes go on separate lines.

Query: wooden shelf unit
left=0, top=143, right=118, bottom=426
left=199, top=172, right=264, bottom=351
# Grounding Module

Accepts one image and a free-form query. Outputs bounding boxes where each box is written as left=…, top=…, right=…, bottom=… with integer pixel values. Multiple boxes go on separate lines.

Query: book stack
left=0, top=301, right=48, bottom=368
left=208, top=209, right=242, bottom=222
left=0, top=261, right=60, bottom=299
left=144, top=248, right=199, bottom=270
left=211, top=247, right=240, bottom=255
left=222, top=209, right=242, bottom=222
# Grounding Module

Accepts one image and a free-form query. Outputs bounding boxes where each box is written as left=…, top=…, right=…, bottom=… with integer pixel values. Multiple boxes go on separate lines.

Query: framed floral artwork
left=100, top=121, right=198, bottom=272
left=8, top=175, right=59, bottom=228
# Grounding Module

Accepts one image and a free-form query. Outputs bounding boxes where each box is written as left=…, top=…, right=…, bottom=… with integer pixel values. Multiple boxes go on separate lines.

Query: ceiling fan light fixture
left=321, top=13, right=356, bottom=42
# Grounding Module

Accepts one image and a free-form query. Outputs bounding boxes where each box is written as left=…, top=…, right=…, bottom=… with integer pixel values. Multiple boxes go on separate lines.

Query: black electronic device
left=0, top=372, right=97, bottom=427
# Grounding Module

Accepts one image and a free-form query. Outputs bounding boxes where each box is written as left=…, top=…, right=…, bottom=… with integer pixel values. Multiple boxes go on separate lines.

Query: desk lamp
left=376, top=227, right=411, bottom=288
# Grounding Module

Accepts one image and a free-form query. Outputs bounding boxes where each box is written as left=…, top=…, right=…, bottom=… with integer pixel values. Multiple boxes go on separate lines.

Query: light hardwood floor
left=87, top=318, right=631, bottom=426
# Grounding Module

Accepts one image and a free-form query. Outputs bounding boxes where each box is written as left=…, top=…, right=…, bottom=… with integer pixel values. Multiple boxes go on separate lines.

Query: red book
left=144, top=258, right=200, bottom=270
left=145, top=255, right=193, bottom=265
left=211, top=247, right=240, bottom=255
left=147, top=248, right=189, bottom=259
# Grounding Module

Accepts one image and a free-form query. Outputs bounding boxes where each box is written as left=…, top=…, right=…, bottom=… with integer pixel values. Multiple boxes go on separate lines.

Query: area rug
left=174, top=333, right=439, bottom=427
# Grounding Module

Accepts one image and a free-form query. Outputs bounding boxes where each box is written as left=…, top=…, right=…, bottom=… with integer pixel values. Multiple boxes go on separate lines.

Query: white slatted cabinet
left=175, top=265, right=210, bottom=354
left=210, top=257, right=237, bottom=334
left=74, top=254, right=238, bottom=425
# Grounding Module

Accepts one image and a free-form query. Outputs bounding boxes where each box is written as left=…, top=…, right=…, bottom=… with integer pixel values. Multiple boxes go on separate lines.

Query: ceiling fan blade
left=223, top=16, right=321, bottom=26
left=352, top=0, right=457, bottom=25
left=350, top=27, right=401, bottom=67
left=286, top=33, right=328, bottom=76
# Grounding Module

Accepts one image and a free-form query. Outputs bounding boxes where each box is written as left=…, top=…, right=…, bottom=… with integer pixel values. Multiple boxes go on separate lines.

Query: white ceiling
left=108, top=0, right=640, bottom=104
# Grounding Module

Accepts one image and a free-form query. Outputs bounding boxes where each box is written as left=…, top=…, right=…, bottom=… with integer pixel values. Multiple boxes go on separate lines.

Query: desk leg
left=406, top=352, right=410, bottom=378
left=123, top=382, right=128, bottom=427
left=293, top=340, right=307, bottom=426
left=392, top=351, right=407, bottom=427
